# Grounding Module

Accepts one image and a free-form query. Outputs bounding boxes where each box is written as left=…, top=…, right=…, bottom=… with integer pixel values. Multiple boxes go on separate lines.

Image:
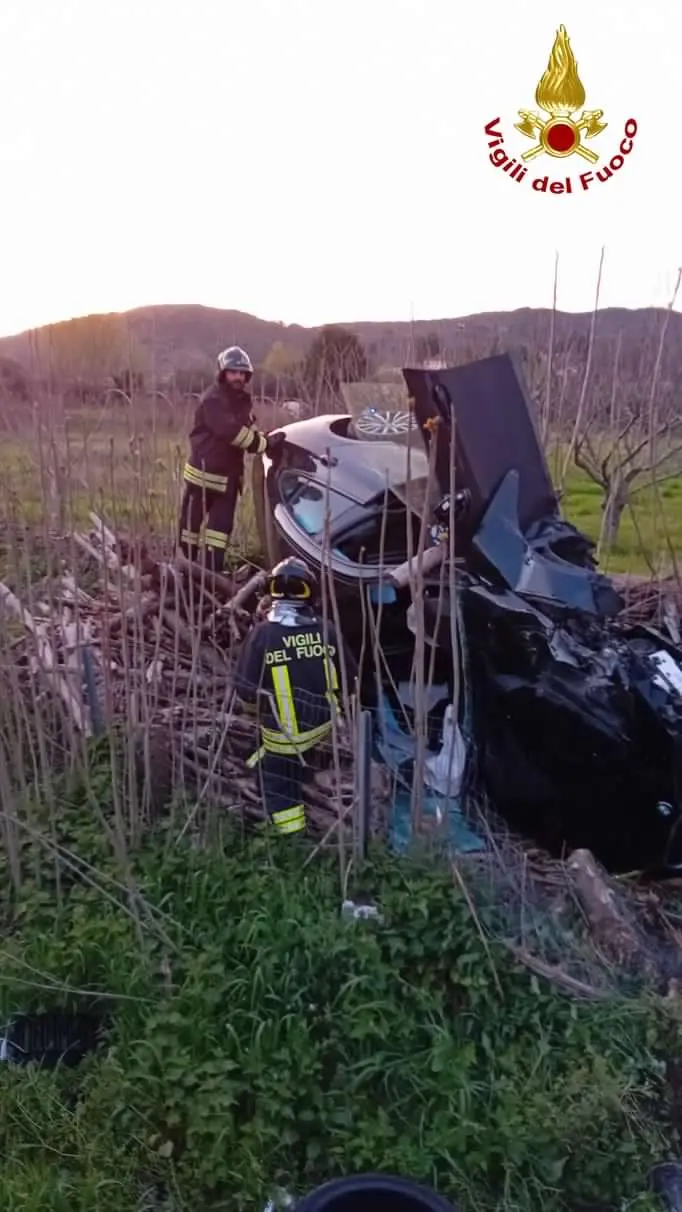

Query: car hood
left=403, top=352, right=559, bottom=534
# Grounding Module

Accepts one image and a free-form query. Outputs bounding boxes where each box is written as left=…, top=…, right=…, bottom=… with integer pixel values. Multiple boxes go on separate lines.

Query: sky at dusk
left=0, top=0, right=678, bottom=335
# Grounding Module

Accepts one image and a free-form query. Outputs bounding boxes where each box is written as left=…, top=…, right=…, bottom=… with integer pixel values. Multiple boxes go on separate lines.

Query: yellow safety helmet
left=269, top=556, right=316, bottom=601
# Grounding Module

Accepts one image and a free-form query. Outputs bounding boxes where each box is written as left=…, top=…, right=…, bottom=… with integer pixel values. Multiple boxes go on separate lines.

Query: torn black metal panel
left=461, top=579, right=682, bottom=874
left=402, top=353, right=558, bottom=534
left=524, top=514, right=599, bottom=570
left=471, top=469, right=624, bottom=618
left=0, top=1010, right=106, bottom=1068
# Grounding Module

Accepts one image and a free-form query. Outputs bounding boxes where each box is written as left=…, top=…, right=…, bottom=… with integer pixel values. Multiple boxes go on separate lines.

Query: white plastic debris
left=397, top=680, right=449, bottom=713
left=663, top=598, right=682, bottom=645
left=405, top=602, right=441, bottom=646
left=0, top=1034, right=19, bottom=1063
left=341, top=899, right=384, bottom=923
left=650, top=650, right=682, bottom=697
left=145, top=659, right=165, bottom=685
left=263, top=1188, right=295, bottom=1211
left=423, top=703, right=467, bottom=798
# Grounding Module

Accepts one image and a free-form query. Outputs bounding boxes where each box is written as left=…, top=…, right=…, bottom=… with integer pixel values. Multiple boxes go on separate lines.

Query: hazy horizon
left=1, top=0, right=678, bottom=337
left=2, top=295, right=681, bottom=345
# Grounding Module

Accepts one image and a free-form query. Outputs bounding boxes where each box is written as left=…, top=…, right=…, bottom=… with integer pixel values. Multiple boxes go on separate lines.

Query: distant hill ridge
left=0, top=303, right=679, bottom=374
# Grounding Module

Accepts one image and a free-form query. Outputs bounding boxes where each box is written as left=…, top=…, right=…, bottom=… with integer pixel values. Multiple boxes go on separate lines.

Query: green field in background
left=0, top=427, right=680, bottom=576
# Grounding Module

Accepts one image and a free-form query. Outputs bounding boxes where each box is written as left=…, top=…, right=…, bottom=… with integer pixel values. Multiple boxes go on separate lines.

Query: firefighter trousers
left=259, top=751, right=306, bottom=835
left=255, top=747, right=325, bottom=837
left=178, top=479, right=240, bottom=573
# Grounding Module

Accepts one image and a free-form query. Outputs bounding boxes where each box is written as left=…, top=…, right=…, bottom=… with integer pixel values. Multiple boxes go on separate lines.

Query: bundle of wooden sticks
left=0, top=513, right=390, bottom=839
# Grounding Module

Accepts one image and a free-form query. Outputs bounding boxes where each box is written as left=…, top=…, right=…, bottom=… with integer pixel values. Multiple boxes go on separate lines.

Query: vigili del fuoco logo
left=484, top=25, right=638, bottom=194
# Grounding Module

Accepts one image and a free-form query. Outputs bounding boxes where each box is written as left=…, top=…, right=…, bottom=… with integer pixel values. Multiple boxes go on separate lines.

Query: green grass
left=1, top=418, right=680, bottom=577
left=562, top=467, right=682, bottom=576
left=0, top=761, right=677, bottom=1211
left=0, top=428, right=262, bottom=578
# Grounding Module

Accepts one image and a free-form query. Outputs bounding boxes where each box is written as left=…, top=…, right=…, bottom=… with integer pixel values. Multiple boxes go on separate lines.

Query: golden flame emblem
left=515, top=26, right=607, bottom=163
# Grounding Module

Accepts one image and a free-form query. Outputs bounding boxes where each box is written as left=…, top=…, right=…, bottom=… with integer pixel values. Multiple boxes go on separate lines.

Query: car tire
left=294, top=1172, right=459, bottom=1212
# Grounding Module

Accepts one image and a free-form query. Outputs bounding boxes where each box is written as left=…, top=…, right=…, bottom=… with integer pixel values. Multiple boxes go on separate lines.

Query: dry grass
left=1, top=338, right=682, bottom=961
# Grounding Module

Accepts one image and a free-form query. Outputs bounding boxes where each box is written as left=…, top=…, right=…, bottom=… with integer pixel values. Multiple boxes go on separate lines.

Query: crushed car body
left=252, top=352, right=682, bottom=876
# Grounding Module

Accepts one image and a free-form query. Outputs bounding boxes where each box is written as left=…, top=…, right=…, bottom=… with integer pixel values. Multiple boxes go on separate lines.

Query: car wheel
left=294, top=1172, right=459, bottom=1212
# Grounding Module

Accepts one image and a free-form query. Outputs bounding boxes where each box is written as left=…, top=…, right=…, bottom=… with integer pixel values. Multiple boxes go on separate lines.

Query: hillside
left=1, top=303, right=680, bottom=376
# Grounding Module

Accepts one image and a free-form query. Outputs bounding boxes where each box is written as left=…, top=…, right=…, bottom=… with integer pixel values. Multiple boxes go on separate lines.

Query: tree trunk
left=600, top=481, right=629, bottom=551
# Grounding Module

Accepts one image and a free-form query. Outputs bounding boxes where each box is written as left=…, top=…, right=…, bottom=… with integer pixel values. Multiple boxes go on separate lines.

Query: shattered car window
left=278, top=466, right=427, bottom=566
left=279, top=472, right=359, bottom=537
left=334, top=495, right=426, bottom=565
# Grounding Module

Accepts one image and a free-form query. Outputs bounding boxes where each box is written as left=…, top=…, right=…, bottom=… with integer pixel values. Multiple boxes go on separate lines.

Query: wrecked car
left=252, top=352, right=682, bottom=876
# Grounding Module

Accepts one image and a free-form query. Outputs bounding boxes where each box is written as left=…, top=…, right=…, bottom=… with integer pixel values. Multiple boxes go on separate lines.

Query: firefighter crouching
left=232, top=557, right=358, bottom=838
left=178, top=345, right=285, bottom=572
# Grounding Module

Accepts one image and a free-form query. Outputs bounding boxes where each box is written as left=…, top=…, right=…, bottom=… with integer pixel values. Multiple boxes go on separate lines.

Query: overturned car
left=252, top=353, right=682, bottom=876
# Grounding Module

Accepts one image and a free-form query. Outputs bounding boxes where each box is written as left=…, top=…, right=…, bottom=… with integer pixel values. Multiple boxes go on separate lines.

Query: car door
left=269, top=469, right=398, bottom=584
left=272, top=467, right=433, bottom=586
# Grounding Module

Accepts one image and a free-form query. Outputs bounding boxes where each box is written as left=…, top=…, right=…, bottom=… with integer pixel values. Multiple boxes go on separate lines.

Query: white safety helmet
left=217, top=346, right=253, bottom=380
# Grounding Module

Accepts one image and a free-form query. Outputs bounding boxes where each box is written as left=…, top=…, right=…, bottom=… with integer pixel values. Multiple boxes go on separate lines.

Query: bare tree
left=574, top=412, right=682, bottom=552
left=571, top=267, right=682, bottom=554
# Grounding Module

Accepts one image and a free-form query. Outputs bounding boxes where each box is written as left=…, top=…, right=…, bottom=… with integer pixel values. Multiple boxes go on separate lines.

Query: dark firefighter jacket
left=184, top=378, right=268, bottom=493
left=232, top=609, right=359, bottom=757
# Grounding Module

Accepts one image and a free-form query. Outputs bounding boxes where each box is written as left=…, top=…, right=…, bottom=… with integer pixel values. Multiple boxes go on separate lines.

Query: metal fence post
left=81, top=644, right=104, bottom=735
left=354, top=709, right=372, bottom=860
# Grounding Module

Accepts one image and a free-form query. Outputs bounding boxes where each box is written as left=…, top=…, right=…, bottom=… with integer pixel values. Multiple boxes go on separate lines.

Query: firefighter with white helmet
left=178, top=346, right=285, bottom=571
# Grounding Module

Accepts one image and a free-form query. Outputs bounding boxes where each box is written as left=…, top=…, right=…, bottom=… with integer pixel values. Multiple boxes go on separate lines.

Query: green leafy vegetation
left=0, top=758, right=680, bottom=1211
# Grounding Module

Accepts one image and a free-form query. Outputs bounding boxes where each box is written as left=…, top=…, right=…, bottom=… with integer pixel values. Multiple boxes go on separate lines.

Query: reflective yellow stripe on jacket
left=271, top=664, right=297, bottom=734
left=232, top=425, right=268, bottom=454
left=245, top=663, right=333, bottom=766
left=269, top=663, right=333, bottom=747
left=322, top=652, right=341, bottom=715
left=246, top=724, right=332, bottom=767
left=183, top=463, right=228, bottom=491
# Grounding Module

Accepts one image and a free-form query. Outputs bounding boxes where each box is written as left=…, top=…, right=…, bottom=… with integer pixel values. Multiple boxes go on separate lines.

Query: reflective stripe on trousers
left=183, top=463, right=228, bottom=491
left=271, top=803, right=305, bottom=834
left=204, top=528, right=229, bottom=550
